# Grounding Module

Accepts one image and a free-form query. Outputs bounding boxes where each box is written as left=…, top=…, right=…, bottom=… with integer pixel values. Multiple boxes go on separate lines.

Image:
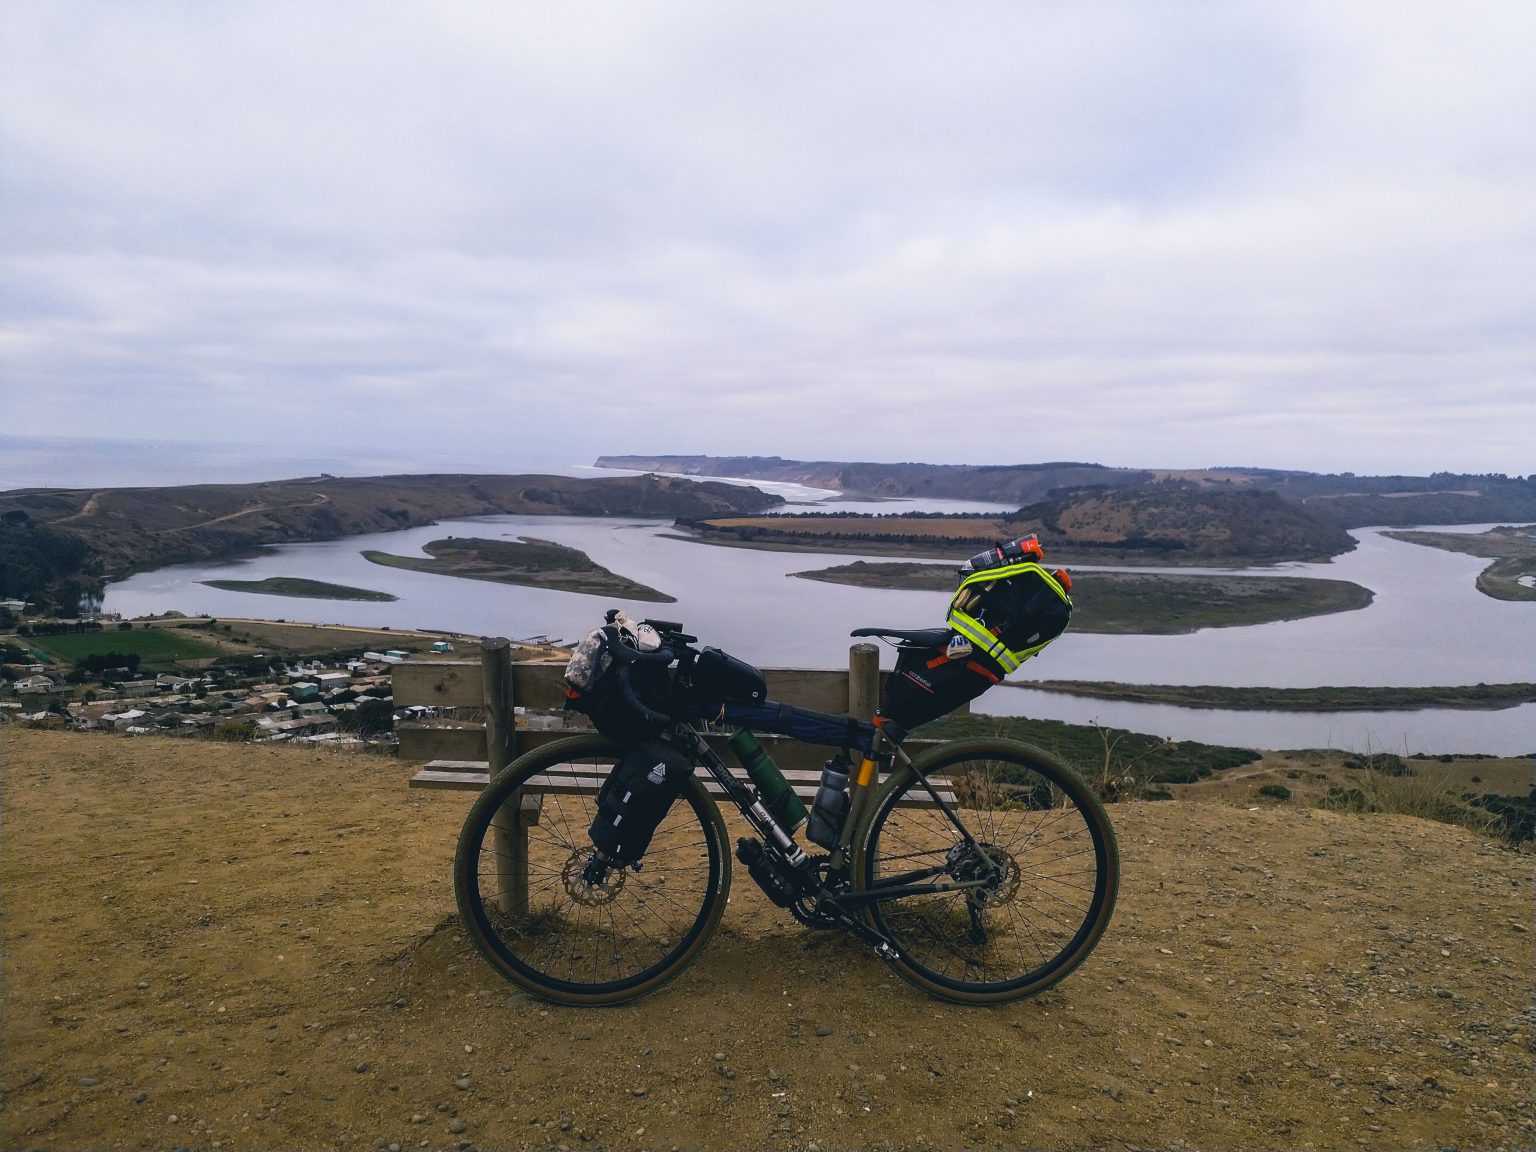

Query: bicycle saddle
left=850, top=626, right=952, bottom=650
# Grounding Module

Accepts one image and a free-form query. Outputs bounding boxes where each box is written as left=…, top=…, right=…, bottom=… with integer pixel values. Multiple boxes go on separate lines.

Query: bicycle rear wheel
left=853, top=736, right=1118, bottom=1004
left=454, top=734, right=731, bottom=1006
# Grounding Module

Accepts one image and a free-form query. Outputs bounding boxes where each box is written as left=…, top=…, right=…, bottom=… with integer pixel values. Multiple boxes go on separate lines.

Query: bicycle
left=454, top=619, right=1119, bottom=1007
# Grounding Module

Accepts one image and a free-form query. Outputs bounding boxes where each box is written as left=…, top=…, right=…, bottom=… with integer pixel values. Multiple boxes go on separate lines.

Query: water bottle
left=805, top=755, right=851, bottom=850
left=727, top=729, right=807, bottom=833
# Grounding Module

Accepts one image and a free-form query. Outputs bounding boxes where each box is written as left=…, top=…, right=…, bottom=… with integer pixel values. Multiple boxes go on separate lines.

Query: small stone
left=395, top=997, right=408, bottom=1008
left=356, top=1062, right=369, bottom=1074
left=389, top=1145, right=402, bottom=1152
left=815, top=1027, right=833, bottom=1038
left=78, top=1077, right=101, bottom=1087
left=133, top=1091, right=149, bottom=1104
left=136, top=981, right=149, bottom=989
left=448, top=1117, right=467, bottom=1134
left=713, top=1051, right=726, bottom=1061
left=454, top=1076, right=471, bottom=1091
left=411, top=1114, right=426, bottom=1124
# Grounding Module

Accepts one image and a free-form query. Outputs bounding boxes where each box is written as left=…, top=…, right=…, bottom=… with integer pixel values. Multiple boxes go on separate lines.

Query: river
left=99, top=475, right=1536, bottom=756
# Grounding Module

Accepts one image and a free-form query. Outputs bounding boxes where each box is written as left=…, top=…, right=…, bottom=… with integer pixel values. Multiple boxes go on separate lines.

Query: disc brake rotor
left=563, top=849, right=626, bottom=906
left=947, top=841, right=1021, bottom=909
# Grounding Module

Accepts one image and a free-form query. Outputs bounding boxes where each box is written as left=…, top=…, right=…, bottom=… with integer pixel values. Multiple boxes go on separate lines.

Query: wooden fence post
left=482, top=637, right=534, bottom=916
left=848, top=642, right=880, bottom=722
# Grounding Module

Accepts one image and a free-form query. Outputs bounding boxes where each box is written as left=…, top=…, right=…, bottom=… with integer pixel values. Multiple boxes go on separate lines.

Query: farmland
left=23, top=627, right=220, bottom=665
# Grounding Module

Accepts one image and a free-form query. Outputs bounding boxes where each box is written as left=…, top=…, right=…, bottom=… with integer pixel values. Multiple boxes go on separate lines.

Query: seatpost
left=832, top=723, right=895, bottom=860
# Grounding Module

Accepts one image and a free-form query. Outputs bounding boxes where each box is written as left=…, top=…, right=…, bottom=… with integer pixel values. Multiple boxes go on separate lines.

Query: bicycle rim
left=454, top=735, right=730, bottom=1006
left=854, top=737, right=1118, bottom=1004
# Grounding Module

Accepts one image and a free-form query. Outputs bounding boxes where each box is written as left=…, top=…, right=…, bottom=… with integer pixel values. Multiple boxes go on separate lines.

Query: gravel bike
left=454, top=619, right=1118, bottom=1006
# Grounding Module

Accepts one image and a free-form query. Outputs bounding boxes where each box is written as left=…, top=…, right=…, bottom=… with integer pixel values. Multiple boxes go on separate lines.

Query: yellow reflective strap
left=945, top=608, right=1020, bottom=673
left=946, top=559, right=1073, bottom=675
left=955, top=560, right=1071, bottom=604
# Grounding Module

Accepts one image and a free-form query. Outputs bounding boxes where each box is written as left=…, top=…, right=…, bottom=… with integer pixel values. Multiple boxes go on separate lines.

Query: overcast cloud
left=2, top=1, right=1533, bottom=480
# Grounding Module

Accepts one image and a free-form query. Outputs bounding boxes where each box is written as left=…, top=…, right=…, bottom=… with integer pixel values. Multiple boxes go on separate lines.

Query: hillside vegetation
left=602, top=455, right=1533, bottom=528
left=0, top=473, right=781, bottom=606
left=692, top=486, right=1357, bottom=566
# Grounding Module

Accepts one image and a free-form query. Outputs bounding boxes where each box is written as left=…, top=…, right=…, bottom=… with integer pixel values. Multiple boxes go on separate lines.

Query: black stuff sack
left=879, top=642, right=1002, bottom=733
left=588, top=739, right=693, bottom=865
left=566, top=662, right=674, bottom=745
left=689, top=646, right=768, bottom=712
left=564, top=620, right=677, bottom=744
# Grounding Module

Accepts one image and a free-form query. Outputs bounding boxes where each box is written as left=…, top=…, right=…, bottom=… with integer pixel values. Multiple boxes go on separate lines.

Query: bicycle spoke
left=859, top=739, right=1117, bottom=1002
left=456, top=737, right=728, bottom=1004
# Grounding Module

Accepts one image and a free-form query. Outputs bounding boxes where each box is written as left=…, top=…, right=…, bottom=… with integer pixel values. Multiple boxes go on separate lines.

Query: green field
left=26, top=629, right=221, bottom=665
left=200, top=577, right=398, bottom=602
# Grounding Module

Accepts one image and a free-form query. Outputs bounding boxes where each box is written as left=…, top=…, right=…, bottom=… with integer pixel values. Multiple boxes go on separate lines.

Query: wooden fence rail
left=391, top=639, right=921, bottom=775
left=396, top=639, right=963, bottom=913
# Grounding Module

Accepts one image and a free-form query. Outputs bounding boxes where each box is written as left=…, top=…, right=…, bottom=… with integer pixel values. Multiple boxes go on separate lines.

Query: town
left=0, top=605, right=476, bottom=748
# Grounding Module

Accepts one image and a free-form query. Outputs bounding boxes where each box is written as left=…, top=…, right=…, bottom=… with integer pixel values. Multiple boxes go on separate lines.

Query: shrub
left=1345, top=752, right=1413, bottom=777
left=1259, top=784, right=1292, bottom=800
left=1468, top=790, right=1535, bottom=845
left=1323, top=765, right=1509, bottom=840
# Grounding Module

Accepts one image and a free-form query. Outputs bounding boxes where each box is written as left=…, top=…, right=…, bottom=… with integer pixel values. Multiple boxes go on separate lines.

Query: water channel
left=101, top=474, right=1536, bottom=756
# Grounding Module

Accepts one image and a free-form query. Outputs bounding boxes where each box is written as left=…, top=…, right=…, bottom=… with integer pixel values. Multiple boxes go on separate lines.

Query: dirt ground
left=2, top=727, right=1532, bottom=1152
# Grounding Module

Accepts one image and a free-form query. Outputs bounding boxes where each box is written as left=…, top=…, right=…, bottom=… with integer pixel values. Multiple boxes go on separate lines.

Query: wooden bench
left=410, top=757, right=956, bottom=807
left=401, top=639, right=953, bottom=912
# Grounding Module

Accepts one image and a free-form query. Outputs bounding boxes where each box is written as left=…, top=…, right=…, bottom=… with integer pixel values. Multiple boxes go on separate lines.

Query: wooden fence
left=392, top=638, right=930, bottom=776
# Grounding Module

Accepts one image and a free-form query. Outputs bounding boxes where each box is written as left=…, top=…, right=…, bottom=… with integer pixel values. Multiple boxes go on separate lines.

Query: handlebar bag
left=564, top=627, right=676, bottom=744
left=588, top=738, right=693, bottom=864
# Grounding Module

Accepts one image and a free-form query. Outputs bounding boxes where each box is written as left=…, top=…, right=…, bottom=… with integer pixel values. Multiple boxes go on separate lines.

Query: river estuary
left=99, top=471, right=1536, bottom=756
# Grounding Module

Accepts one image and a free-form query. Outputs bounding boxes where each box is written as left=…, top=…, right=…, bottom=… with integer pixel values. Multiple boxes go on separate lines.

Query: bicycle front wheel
left=853, top=736, right=1118, bottom=1004
left=454, top=734, right=731, bottom=1006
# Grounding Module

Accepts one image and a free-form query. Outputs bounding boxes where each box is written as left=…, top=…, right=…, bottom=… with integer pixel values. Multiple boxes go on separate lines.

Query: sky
left=2, top=1, right=1533, bottom=484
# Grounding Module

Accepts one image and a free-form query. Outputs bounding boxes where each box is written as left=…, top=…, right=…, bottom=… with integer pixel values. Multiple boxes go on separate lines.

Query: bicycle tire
left=853, top=736, right=1118, bottom=1004
left=454, top=734, right=731, bottom=1006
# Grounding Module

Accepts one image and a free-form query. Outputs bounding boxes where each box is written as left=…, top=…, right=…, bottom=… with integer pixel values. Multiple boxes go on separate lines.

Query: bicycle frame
left=668, top=713, right=1006, bottom=953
